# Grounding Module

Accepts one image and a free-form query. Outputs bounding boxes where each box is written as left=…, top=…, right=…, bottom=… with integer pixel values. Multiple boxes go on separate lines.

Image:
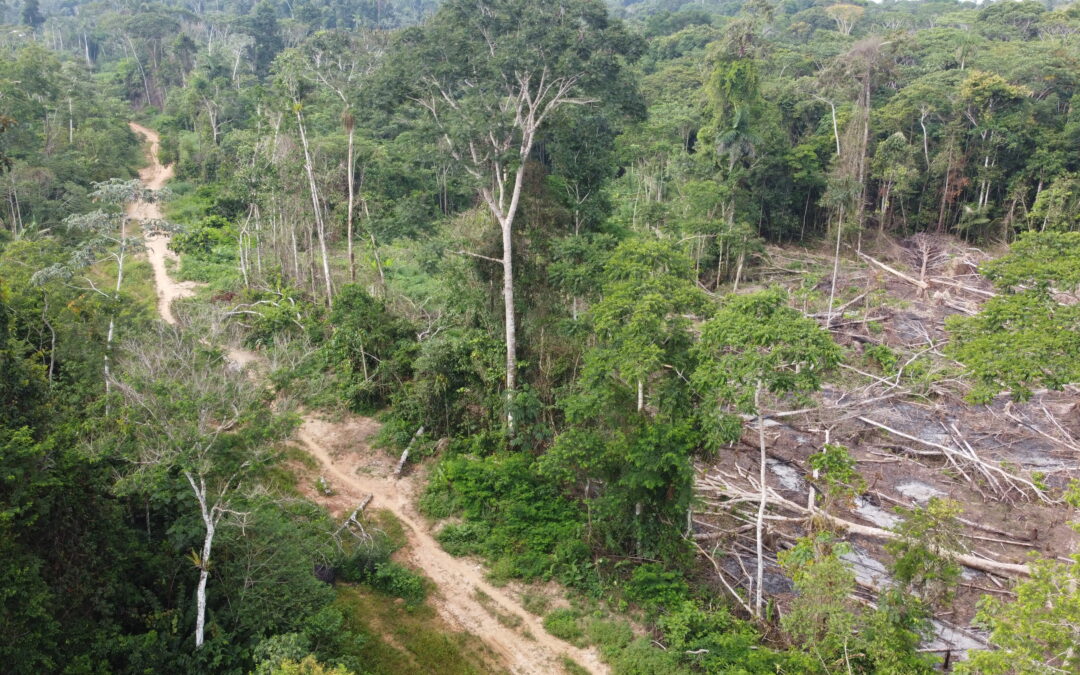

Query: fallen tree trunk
left=335, top=494, right=373, bottom=536
left=394, top=426, right=424, bottom=478
left=698, top=475, right=1032, bottom=577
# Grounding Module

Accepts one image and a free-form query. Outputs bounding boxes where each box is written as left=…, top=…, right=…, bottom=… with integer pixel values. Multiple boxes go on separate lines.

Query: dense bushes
left=335, top=512, right=427, bottom=605
left=323, top=285, right=416, bottom=412
left=423, top=453, right=591, bottom=586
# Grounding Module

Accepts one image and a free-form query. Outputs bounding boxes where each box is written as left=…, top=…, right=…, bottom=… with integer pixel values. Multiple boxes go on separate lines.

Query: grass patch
left=176, top=254, right=241, bottom=292
left=472, top=588, right=524, bottom=630
left=521, top=591, right=551, bottom=616
left=162, top=180, right=212, bottom=224
left=333, top=586, right=498, bottom=675
left=543, top=608, right=586, bottom=646
left=584, top=617, right=634, bottom=659
left=89, top=257, right=157, bottom=318
left=560, top=656, right=590, bottom=675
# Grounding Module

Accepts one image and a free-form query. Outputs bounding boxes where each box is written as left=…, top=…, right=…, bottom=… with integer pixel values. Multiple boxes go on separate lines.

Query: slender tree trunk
left=938, top=142, right=953, bottom=233
left=502, top=217, right=517, bottom=422
left=361, top=199, right=385, bottom=293
left=825, top=205, right=845, bottom=329
left=344, top=112, right=356, bottom=282
left=105, top=220, right=127, bottom=414
left=919, top=109, right=931, bottom=169
left=293, top=106, right=334, bottom=307
left=754, top=382, right=767, bottom=618
left=185, top=472, right=217, bottom=650
left=487, top=149, right=531, bottom=430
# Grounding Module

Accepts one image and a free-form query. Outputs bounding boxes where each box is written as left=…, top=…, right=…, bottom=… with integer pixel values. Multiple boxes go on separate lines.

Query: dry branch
left=697, top=471, right=1031, bottom=577
left=856, top=416, right=1052, bottom=503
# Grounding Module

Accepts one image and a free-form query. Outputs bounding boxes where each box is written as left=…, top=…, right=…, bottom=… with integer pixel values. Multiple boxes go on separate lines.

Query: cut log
left=700, top=478, right=1032, bottom=577
left=335, top=494, right=373, bottom=535
left=857, top=251, right=928, bottom=290
left=394, top=426, right=424, bottom=478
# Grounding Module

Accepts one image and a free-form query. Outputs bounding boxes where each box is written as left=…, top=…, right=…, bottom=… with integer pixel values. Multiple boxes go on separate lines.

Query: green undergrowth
left=419, top=449, right=814, bottom=673
left=91, top=257, right=157, bottom=317
left=332, top=586, right=498, bottom=675
left=336, top=509, right=427, bottom=606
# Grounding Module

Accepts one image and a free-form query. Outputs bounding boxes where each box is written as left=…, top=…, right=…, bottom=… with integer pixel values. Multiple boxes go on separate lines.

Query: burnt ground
left=692, top=234, right=1080, bottom=656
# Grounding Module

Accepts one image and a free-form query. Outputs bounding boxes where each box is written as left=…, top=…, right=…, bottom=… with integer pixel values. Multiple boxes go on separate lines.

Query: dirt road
left=127, top=124, right=607, bottom=675
left=127, top=122, right=196, bottom=325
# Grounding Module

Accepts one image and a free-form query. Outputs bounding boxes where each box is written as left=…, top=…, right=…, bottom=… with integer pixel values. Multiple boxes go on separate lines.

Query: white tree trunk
left=345, top=119, right=356, bottom=282
left=186, top=472, right=217, bottom=650
left=502, top=217, right=517, bottom=423
left=754, top=382, right=767, bottom=618
left=825, top=205, right=845, bottom=329
left=294, top=107, right=334, bottom=307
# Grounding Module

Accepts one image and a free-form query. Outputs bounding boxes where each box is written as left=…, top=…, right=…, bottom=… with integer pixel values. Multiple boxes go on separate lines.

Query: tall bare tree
left=112, top=322, right=291, bottom=649
left=401, top=0, right=639, bottom=424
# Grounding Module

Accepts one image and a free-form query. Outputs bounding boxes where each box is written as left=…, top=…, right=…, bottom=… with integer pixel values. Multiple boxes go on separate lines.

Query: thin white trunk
left=294, top=106, right=334, bottom=307
left=825, top=205, right=845, bottom=328
left=186, top=472, right=217, bottom=650
left=502, top=216, right=517, bottom=422
left=345, top=119, right=356, bottom=282
left=490, top=148, right=530, bottom=429
left=754, top=382, right=767, bottom=618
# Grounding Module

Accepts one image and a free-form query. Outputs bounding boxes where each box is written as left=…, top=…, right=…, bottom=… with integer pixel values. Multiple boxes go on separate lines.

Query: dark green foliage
left=384, top=328, right=504, bottom=442
left=368, top=563, right=427, bottom=605
left=423, top=453, right=590, bottom=586
left=657, top=601, right=812, bottom=673
left=323, top=285, right=415, bottom=412
left=169, top=215, right=236, bottom=261
left=623, top=563, right=691, bottom=615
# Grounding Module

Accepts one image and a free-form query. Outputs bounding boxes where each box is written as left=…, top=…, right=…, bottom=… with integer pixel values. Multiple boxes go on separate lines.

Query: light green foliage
left=169, top=214, right=235, bottom=260
left=948, top=230, right=1080, bottom=401
left=589, top=238, right=707, bottom=401
left=958, top=557, right=1080, bottom=675
left=886, top=498, right=965, bottom=606
left=982, top=230, right=1080, bottom=293
left=655, top=600, right=813, bottom=673
left=778, top=534, right=859, bottom=668
left=269, top=656, right=355, bottom=675
left=957, top=483, right=1080, bottom=674
left=423, top=453, right=590, bottom=586
left=544, top=608, right=586, bottom=646
left=809, top=443, right=866, bottom=512
left=1028, top=173, right=1080, bottom=232
left=692, top=288, right=842, bottom=446
left=778, top=533, right=937, bottom=673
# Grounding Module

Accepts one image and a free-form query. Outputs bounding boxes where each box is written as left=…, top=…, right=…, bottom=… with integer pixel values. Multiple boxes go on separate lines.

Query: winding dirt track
left=127, top=124, right=607, bottom=675
left=127, top=123, right=197, bottom=326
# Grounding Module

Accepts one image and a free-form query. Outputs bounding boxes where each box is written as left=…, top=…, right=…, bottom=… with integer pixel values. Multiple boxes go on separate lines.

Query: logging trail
left=128, top=122, right=605, bottom=675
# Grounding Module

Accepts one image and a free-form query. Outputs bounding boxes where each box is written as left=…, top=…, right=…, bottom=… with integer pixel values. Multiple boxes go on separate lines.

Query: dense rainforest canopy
left=3, top=0, right=1080, bottom=672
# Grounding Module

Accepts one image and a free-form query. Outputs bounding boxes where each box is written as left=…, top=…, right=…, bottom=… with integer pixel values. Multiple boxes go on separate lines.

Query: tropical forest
left=2, top=0, right=1080, bottom=672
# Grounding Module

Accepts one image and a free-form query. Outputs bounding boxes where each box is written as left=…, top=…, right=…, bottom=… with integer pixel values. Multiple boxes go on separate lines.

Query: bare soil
left=127, top=122, right=197, bottom=326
